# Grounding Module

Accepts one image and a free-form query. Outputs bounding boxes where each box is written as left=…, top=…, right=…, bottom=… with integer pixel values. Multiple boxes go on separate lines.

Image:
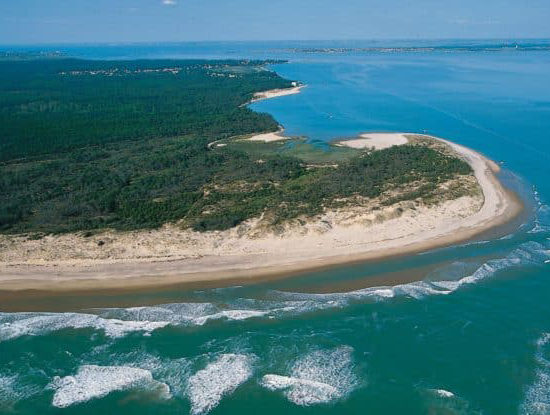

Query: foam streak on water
left=529, top=202, right=550, bottom=234
left=49, top=365, right=170, bottom=408
left=186, top=354, right=254, bottom=414
left=261, top=346, right=357, bottom=406
left=273, top=239, right=550, bottom=304
left=520, top=333, right=550, bottom=415
left=420, top=387, right=477, bottom=414
left=95, top=302, right=272, bottom=327
left=0, top=312, right=169, bottom=342
left=0, top=375, right=38, bottom=410
left=431, top=389, right=455, bottom=398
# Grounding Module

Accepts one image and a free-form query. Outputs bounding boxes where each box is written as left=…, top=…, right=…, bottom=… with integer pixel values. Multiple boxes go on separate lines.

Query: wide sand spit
left=0, top=132, right=522, bottom=291
left=335, top=133, right=409, bottom=150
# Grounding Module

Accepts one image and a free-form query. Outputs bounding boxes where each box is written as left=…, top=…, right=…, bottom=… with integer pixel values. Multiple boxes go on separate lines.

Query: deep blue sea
left=1, top=40, right=550, bottom=414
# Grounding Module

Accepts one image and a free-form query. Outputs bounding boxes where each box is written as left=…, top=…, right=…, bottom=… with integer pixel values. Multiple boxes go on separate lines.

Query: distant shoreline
left=0, top=133, right=522, bottom=293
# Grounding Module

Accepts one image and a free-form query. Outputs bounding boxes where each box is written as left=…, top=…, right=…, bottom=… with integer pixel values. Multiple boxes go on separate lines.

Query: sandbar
left=336, top=133, right=409, bottom=150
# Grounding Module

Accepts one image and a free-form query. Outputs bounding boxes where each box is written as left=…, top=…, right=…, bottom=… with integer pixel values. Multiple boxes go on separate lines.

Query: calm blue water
left=1, top=41, right=550, bottom=415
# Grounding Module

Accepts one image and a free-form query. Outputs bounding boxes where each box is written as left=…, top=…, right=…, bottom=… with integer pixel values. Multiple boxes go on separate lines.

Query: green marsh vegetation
left=0, top=58, right=472, bottom=235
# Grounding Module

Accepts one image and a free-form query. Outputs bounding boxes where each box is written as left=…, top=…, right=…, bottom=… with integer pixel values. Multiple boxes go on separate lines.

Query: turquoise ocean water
left=1, top=41, right=550, bottom=414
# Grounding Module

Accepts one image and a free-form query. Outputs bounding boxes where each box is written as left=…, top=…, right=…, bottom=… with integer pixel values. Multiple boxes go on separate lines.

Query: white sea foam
left=0, top=312, right=169, bottom=342
left=99, top=349, right=191, bottom=396
left=421, top=387, right=474, bottom=413
left=0, top=375, right=36, bottom=408
left=0, top=301, right=300, bottom=342
left=96, top=302, right=270, bottom=327
left=147, top=357, right=192, bottom=398
left=261, top=375, right=339, bottom=405
left=91, top=349, right=194, bottom=402
left=0, top=375, right=17, bottom=399
left=273, top=240, right=550, bottom=305
left=186, top=353, right=254, bottom=414
left=193, top=309, right=269, bottom=325
left=50, top=365, right=171, bottom=408
left=261, top=346, right=357, bottom=406
left=520, top=333, right=550, bottom=415
left=397, top=241, right=549, bottom=295
left=529, top=200, right=550, bottom=234
left=98, top=302, right=217, bottom=324
left=528, top=223, right=550, bottom=234
left=431, top=388, right=455, bottom=398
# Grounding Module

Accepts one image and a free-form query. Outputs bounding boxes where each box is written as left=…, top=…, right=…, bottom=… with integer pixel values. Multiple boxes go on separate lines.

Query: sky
left=1, top=0, right=550, bottom=45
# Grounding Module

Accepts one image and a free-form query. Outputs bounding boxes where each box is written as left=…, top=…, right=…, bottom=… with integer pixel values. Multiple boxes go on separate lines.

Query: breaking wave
left=520, top=333, right=550, bottom=415
left=49, top=365, right=170, bottom=408
left=528, top=188, right=550, bottom=234
left=273, top=239, right=550, bottom=303
left=260, top=346, right=357, bottom=405
left=0, top=374, right=40, bottom=410
left=420, top=387, right=479, bottom=414
left=0, top=312, right=169, bottom=342
left=0, top=376, right=18, bottom=405
left=1, top=241, right=548, bottom=344
left=529, top=204, right=550, bottom=234
left=186, top=354, right=254, bottom=414
left=430, top=388, right=455, bottom=398
left=95, top=302, right=271, bottom=327
left=87, top=349, right=193, bottom=400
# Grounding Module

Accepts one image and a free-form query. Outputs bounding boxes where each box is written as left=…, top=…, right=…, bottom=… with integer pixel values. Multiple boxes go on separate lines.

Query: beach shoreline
left=0, top=133, right=523, bottom=293
left=249, top=84, right=305, bottom=103
left=244, top=126, right=290, bottom=142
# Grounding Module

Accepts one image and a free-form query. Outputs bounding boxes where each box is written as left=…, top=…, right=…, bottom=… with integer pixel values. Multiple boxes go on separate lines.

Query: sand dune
left=0, top=134, right=521, bottom=292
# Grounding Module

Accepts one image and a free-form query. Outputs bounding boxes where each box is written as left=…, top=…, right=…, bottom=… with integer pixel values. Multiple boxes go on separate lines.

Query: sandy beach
left=245, top=127, right=290, bottom=142
left=249, top=84, right=304, bottom=103
left=0, top=133, right=522, bottom=292
left=335, top=133, right=409, bottom=150
left=233, top=85, right=304, bottom=143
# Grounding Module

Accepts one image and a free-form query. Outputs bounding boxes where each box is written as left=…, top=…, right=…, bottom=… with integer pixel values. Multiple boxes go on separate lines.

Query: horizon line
left=2, top=37, right=550, bottom=48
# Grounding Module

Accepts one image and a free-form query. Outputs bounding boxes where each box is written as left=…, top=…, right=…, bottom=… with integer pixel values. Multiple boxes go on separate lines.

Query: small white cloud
left=162, top=0, right=177, bottom=5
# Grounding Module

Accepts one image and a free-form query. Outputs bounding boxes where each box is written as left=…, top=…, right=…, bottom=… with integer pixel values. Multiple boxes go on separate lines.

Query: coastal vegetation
left=0, top=58, right=472, bottom=235
left=0, top=58, right=290, bottom=161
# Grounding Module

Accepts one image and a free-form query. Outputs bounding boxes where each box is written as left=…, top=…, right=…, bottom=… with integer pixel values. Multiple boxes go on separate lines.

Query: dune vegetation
left=0, top=58, right=472, bottom=235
